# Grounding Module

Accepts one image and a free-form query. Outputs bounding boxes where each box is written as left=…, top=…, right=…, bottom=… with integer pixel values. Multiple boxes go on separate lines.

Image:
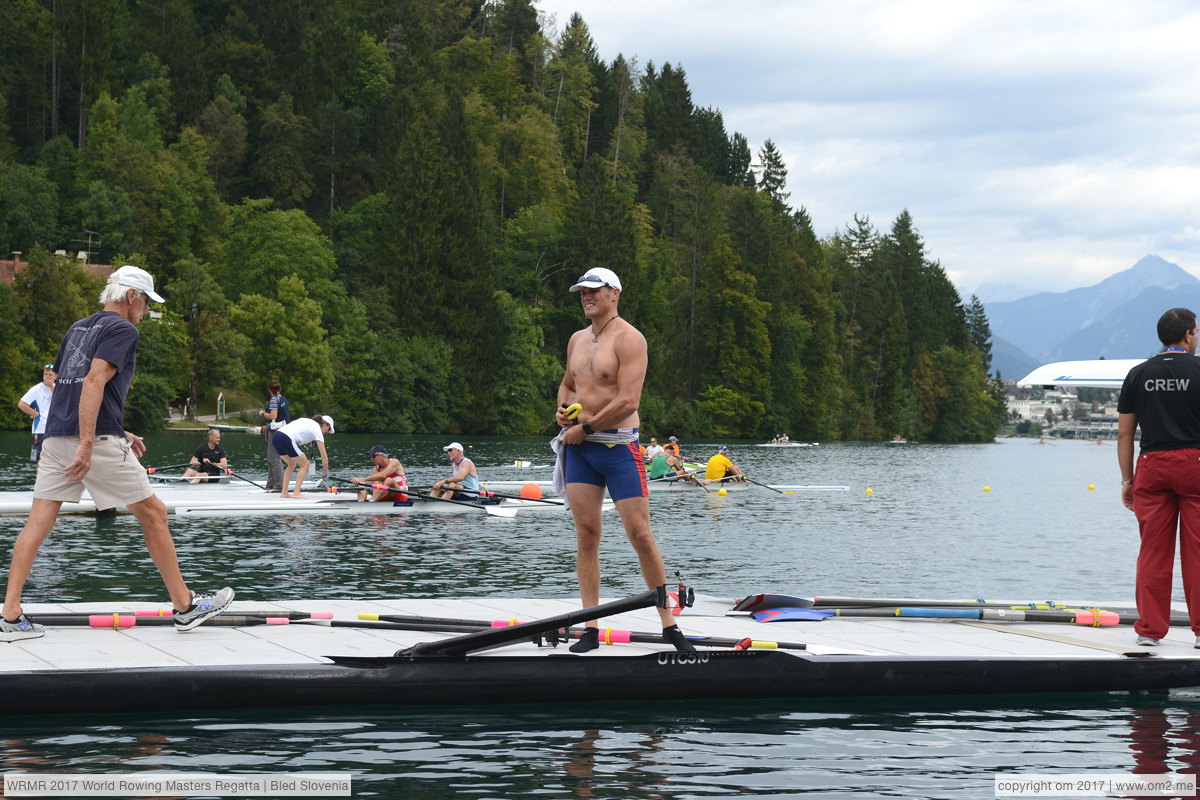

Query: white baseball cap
left=443, top=442, right=464, bottom=453
left=569, top=268, right=622, bottom=293
left=320, top=415, right=335, bottom=433
left=109, top=265, right=164, bottom=303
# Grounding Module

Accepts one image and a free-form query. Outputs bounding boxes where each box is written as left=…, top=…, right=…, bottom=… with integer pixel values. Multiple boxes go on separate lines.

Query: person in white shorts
left=0, top=266, right=235, bottom=642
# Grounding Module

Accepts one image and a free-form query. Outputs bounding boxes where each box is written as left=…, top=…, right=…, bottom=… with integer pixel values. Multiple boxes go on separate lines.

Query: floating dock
left=3, top=593, right=1197, bottom=716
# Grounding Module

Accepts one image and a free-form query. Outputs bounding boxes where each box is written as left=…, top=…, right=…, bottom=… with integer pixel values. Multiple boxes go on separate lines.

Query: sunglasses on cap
left=43, top=364, right=55, bottom=370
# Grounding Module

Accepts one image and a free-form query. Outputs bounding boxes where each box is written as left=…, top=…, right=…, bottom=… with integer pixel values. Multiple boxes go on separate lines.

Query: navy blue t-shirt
left=45, top=310, right=140, bottom=437
left=1117, top=351, right=1200, bottom=452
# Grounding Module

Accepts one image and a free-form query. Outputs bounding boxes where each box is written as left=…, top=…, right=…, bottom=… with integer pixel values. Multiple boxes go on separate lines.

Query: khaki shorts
left=34, top=436, right=154, bottom=510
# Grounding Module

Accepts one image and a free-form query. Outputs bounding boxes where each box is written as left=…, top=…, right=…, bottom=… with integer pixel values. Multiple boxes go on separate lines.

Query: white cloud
left=537, top=0, right=1200, bottom=296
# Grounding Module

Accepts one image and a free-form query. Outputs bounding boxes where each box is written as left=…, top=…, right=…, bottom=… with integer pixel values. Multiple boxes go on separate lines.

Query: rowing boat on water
left=0, top=487, right=580, bottom=517
left=5, top=589, right=1199, bottom=716
left=207, top=423, right=262, bottom=434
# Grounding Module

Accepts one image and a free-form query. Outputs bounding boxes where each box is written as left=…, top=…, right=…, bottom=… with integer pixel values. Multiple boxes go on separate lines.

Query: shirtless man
left=353, top=445, right=408, bottom=502
left=554, top=267, right=694, bottom=653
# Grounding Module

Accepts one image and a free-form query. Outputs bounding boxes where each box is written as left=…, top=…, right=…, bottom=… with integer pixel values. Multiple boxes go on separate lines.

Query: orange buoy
left=520, top=482, right=543, bottom=500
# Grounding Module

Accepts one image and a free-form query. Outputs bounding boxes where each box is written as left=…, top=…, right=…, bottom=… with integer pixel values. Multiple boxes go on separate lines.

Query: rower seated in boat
left=181, top=429, right=228, bottom=483
left=431, top=442, right=480, bottom=500
left=353, top=445, right=408, bottom=502
left=647, top=450, right=690, bottom=481
left=704, top=445, right=746, bottom=484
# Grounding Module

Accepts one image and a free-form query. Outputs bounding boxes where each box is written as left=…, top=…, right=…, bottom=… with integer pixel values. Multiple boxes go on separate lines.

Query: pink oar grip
left=1073, top=610, right=1120, bottom=626
left=490, top=619, right=522, bottom=627
left=309, top=612, right=334, bottom=619
left=135, top=609, right=172, bottom=617
left=265, top=617, right=290, bottom=625
left=89, top=615, right=135, bottom=628
left=601, top=628, right=631, bottom=645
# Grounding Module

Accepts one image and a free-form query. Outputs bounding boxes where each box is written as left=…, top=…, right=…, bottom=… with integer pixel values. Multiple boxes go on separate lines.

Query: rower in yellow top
left=704, top=445, right=745, bottom=485
left=554, top=267, right=694, bottom=653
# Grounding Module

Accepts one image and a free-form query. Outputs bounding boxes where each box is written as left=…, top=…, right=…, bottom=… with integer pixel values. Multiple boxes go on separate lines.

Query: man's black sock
left=663, top=625, right=696, bottom=652
left=570, top=627, right=600, bottom=653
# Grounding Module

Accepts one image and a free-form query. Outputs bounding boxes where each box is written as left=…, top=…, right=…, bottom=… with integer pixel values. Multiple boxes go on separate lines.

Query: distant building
left=0, top=250, right=116, bottom=286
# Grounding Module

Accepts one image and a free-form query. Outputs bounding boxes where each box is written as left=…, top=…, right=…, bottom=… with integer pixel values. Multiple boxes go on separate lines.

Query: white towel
left=550, top=429, right=569, bottom=509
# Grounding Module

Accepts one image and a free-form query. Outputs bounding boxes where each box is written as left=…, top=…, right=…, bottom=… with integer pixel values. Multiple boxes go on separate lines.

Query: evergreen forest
left=0, top=0, right=1006, bottom=441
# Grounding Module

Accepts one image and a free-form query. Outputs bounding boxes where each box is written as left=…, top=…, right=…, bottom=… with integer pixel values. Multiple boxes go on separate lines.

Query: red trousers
left=1133, top=448, right=1200, bottom=638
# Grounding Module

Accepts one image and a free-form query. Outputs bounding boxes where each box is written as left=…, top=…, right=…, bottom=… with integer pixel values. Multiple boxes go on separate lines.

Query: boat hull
left=6, top=650, right=1197, bottom=716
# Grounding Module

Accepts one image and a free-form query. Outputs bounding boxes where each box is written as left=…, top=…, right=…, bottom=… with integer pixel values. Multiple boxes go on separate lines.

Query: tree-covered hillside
left=0, top=0, right=1005, bottom=441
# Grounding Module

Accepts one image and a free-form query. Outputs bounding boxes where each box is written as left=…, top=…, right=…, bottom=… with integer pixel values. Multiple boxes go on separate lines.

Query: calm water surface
left=1, top=431, right=1194, bottom=799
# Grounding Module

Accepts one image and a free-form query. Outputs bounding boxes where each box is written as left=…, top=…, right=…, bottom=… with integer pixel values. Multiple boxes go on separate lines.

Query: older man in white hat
left=1, top=266, right=235, bottom=642
left=431, top=442, right=480, bottom=500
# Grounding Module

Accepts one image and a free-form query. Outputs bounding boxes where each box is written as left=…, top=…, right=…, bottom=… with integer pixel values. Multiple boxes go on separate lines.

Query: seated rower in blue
left=431, top=442, right=480, bottom=500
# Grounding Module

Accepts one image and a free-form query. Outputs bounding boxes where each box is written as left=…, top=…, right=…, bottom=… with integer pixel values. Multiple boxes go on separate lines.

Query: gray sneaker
left=0, top=614, right=45, bottom=642
left=174, top=587, right=235, bottom=632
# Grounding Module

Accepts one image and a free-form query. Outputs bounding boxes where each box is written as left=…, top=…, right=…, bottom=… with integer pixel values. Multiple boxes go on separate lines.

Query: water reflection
left=7, top=696, right=1200, bottom=797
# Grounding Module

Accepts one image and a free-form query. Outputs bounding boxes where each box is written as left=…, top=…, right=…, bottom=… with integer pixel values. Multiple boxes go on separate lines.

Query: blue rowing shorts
left=272, top=430, right=301, bottom=458
left=564, top=439, right=648, bottom=501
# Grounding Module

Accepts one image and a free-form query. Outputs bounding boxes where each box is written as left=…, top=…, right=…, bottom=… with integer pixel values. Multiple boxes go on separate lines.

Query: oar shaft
left=146, top=462, right=193, bottom=474
left=360, top=613, right=808, bottom=650
left=223, top=468, right=267, bottom=490
left=828, top=607, right=1128, bottom=626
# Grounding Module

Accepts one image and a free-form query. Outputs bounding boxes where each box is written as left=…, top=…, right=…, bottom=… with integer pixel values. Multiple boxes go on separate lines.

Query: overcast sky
left=535, top=0, right=1200, bottom=300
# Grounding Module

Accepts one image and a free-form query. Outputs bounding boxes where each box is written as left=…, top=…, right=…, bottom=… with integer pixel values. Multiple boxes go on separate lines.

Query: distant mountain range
left=984, top=255, right=1200, bottom=380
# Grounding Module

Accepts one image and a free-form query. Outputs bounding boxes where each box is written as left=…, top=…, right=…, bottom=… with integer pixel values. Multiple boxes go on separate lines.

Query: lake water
left=1, top=431, right=1197, bottom=799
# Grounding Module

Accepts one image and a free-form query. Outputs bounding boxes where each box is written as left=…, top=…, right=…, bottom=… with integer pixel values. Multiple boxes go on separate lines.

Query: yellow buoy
left=717, top=487, right=727, bottom=496
left=1088, top=484, right=1096, bottom=491
left=865, top=488, right=873, bottom=494
left=983, top=486, right=991, bottom=492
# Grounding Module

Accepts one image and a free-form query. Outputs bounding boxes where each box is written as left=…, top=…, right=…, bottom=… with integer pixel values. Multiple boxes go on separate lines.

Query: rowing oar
left=146, top=462, right=193, bottom=474
left=740, top=476, right=797, bottom=495
left=464, top=488, right=565, bottom=506
left=732, top=592, right=1185, bottom=621
left=220, top=466, right=267, bottom=490
left=358, top=612, right=807, bottom=651
left=751, top=606, right=1133, bottom=627
left=32, top=614, right=538, bottom=637
left=327, top=476, right=517, bottom=518
left=30, top=610, right=335, bottom=620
